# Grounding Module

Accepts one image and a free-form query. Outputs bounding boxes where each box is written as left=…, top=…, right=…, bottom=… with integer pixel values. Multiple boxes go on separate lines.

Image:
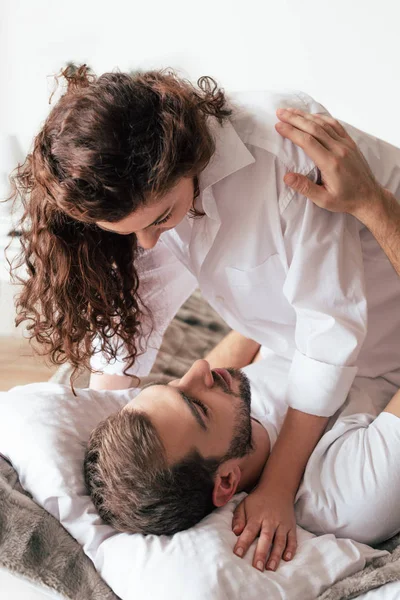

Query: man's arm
left=275, top=107, right=400, bottom=276
left=356, top=189, right=400, bottom=277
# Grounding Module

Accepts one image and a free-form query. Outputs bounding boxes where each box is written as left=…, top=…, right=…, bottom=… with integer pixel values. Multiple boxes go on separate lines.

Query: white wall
left=1, top=0, right=400, bottom=153
left=0, top=5, right=398, bottom=326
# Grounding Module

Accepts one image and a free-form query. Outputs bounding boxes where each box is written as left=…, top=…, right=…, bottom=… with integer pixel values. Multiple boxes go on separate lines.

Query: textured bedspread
left=0, top=454, right=119, bottom=599
left=1, top=289, right=400, bottom=599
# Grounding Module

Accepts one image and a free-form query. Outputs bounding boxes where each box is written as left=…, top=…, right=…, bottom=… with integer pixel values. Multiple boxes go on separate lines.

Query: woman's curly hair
left=7, top=63, right=233, bottom=389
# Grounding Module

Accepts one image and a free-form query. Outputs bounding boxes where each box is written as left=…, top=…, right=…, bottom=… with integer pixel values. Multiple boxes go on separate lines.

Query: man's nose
left=135, top=229, right=161, bottom=249
left=179, top=359, right=214, bottom=388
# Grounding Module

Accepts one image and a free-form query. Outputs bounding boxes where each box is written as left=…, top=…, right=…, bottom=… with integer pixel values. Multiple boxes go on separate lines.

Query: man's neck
left=237, top=419, right=270, bottom=493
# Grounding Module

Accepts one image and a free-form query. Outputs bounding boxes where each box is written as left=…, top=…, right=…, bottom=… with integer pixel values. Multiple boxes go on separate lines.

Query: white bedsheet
left=0, top=567, right=65, bottom=600
left=359, top=582, right=400, bottom=599
left=2, top=565, right=400, bottom=600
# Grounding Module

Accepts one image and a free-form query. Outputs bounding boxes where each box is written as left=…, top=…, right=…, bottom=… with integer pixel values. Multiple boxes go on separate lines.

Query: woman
left=9, top=64, right=400, bottom=572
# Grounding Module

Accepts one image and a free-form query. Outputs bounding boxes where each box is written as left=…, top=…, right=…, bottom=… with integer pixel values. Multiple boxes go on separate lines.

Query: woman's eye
left=154, top=212, right=172, bottom=226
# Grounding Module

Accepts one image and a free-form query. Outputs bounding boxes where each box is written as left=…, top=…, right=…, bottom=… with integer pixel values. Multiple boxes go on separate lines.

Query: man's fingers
left=276, top=109, right=339, bottom=150
left=313, top=114, right=348, bottom=139
left=252, top=529, right=274, bottom=571
left=284, top=173, right=327, bottom=206
left=275, top=121, right=331, bottom=169
left=266, top=529, right=287, bottom=571
left=306, top=114, right=342, bottom=141
left=232, top=502, right=246, bottom=535
left=234, top=522, right=260, bottom=558
left=277, top=107, right=347, bottom=140
left=283, top=529, right=297, bottom=561
left=288, top=110, right=343, bottom=141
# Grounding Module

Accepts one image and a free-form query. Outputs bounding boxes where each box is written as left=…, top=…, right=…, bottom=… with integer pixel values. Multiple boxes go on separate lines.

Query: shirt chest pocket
left=224, top=253, right=296, bottom=325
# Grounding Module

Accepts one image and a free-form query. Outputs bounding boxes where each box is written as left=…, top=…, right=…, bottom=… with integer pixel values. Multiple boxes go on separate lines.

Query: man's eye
left=193, top=399, right=208, bottom=416
left=154, top=212, right=172, bottom=226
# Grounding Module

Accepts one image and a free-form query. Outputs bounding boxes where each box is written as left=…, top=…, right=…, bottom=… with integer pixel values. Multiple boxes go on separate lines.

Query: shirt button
left=215, top=295, right=225, bottom=304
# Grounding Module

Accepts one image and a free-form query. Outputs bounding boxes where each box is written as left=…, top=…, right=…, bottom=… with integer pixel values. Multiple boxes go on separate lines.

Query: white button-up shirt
left=91, top=90, right=400, bottom=417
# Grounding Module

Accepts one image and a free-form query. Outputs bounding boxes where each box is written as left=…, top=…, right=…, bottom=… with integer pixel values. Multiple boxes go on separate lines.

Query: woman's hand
left=232, top=486, right=297, bottom=572
left=275, top=107, right=387, bottom=221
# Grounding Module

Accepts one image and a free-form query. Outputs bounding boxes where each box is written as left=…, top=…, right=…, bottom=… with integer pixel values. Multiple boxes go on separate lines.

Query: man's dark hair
left=84, top=409, right=222, bottom=535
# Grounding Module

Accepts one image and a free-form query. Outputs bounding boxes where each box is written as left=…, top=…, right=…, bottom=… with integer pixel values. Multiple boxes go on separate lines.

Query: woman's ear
left=212, top=463, right=241, bottom=508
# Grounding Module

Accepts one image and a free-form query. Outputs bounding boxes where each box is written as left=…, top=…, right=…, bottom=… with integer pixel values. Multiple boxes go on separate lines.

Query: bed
left=1, top=290, right=400, bottom=600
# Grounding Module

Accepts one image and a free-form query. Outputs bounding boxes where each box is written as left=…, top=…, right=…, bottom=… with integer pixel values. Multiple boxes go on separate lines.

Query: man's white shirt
left=242, top=349, right=400, bottom=543
left=91, top=90, right=400, bottom=418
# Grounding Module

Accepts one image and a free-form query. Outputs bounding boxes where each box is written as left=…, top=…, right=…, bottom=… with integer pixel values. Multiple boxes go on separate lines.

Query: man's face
left=124, top=360, right=254, bottom=464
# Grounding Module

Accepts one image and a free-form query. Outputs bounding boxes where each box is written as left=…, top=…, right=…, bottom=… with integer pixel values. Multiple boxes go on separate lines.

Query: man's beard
left=221, top=368, right=253, bottom=461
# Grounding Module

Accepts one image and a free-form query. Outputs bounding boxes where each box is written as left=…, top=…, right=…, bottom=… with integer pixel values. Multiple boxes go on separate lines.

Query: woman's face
left=96, top=176, right=195, bottom=249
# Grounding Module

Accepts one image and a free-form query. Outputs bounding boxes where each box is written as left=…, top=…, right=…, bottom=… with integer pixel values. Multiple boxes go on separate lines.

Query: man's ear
left=212, top=463, right=241, bottom=508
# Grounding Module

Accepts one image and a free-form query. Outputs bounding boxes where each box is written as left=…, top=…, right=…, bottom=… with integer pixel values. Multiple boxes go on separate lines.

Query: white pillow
left=0, top=382, right=387, bottom=600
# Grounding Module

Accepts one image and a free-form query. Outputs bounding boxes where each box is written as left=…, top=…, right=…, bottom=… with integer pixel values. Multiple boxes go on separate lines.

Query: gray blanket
left=0, top=455, right=119, bottom=599
left=1, top=289, right=400, bottom=599
left=318, top=535, right=400, bottom=600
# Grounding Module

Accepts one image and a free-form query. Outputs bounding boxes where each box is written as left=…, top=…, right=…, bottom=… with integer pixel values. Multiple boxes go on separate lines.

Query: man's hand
left=232, top=487, right=297, bottom=572
left=275, top=107, right=386, bottom=221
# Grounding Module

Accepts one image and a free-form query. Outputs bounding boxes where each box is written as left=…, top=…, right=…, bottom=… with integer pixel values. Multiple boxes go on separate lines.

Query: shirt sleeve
left=276, top=90, right=400, bottom=417
left=280, top=168, right=368, bottom=417
left=90, top=239, right=198, bottom=377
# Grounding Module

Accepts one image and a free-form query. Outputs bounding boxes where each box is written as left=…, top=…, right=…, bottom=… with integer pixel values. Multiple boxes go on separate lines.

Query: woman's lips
left=213, top=368, right=232, bottom=391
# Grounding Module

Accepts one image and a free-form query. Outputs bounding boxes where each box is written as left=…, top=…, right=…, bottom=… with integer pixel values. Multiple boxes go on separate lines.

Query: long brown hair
left=7, top=64, right=233, bottom=388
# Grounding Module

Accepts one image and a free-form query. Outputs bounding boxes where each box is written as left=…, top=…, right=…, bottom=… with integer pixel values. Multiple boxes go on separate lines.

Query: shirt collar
left=198, top=117, right=256, bottom=193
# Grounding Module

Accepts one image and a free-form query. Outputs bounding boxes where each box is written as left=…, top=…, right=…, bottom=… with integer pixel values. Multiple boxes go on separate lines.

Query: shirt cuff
left=286, top=350, right=358, bottom=417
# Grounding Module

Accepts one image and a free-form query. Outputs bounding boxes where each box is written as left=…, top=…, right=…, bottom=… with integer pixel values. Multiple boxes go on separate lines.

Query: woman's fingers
left=232, top=500, right=246, bottom=535
left=252, top=528, right=275, bottom=571
left=265, top=526, right=288, bottom=571
left=233, top=521, right=260, bottom=558
left=250, top=525, right=296, bottom=572
left=234, top=521, right=297, bottom=572
left=283, top=528, right=297, bottom=561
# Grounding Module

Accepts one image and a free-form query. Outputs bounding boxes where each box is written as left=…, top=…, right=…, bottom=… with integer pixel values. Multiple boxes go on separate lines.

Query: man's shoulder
left=226, top=89, right=329, bottom=171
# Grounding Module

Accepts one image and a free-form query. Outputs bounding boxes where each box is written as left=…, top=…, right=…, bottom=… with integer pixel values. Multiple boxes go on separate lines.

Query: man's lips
left=212, top=368, right=232, bottom=391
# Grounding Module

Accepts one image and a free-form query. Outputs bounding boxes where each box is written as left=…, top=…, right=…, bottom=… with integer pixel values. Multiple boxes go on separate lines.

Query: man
left=84, top=336, right=400, bottom=572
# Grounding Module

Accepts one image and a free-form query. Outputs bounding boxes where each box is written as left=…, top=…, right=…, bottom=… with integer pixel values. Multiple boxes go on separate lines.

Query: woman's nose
left=135, top=229, right=161, bottom=249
